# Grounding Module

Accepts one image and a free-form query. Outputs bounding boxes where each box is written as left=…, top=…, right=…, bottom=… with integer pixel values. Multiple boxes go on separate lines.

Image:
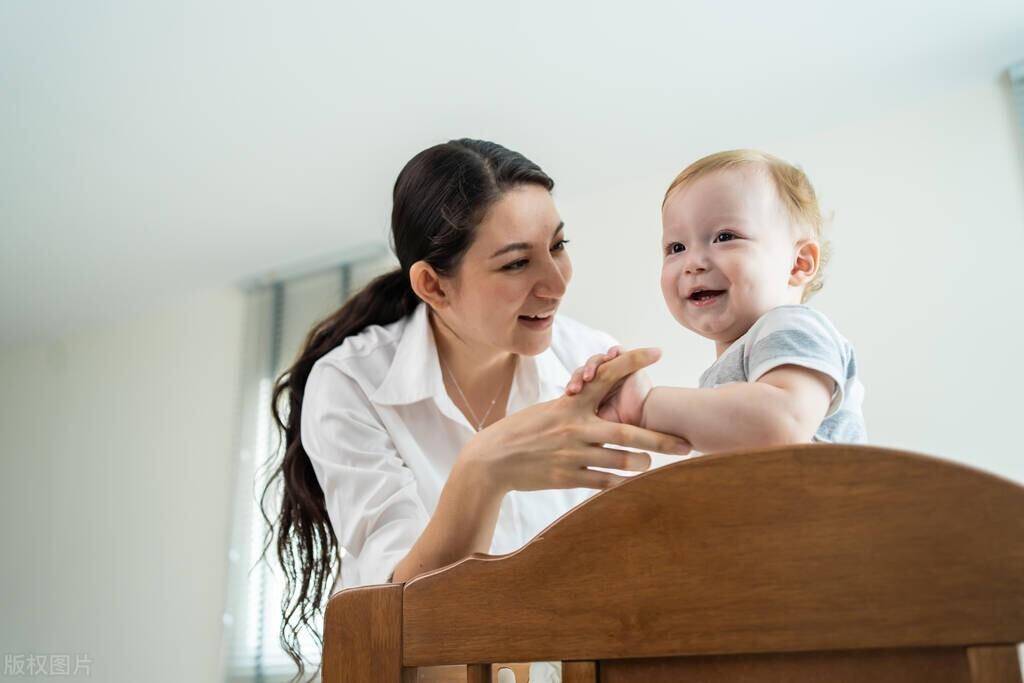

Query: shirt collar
left=370, top=302, right=574, bottom=416
left=370, top=302, right=443, bottom=406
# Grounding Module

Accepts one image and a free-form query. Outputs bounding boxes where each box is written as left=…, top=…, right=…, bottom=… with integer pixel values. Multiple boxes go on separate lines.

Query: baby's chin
left=677, top=319, right=721, bottom=342
left=677, top=314, right=740, bottom=344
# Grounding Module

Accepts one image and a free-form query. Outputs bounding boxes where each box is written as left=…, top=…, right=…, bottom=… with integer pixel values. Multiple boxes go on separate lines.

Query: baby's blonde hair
left=663, top=149, right=831, bottom=302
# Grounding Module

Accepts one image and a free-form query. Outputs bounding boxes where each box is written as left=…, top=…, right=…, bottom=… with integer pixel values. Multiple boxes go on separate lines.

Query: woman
left=265, top=139, right=690, bottom=679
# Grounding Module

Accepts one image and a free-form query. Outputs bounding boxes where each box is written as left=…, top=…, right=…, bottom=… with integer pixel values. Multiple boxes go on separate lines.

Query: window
left=221, top=245, right=396, bottom=682
left=1013, top=61, right=1024, bottom=149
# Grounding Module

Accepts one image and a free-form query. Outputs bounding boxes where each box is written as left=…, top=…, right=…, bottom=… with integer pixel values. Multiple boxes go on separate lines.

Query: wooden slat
left=562, top=660, right=597, bottom=682
left=599, top=647, right=973, bottom=682
left=402, top=446, right=1024, bottom=666
left=323, top=583, right=402, bottom=682
left=968, top=646, right=1024, bottom=683
left=401, top=665, right=465, bottom=682
left=466, top=663, right=490, bottom=683
left=400, top=664, right=531, bottom=682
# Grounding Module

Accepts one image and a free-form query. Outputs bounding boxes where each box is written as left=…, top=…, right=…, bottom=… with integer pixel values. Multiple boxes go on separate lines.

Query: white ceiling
left=2, top=0, right=1023, bottom=345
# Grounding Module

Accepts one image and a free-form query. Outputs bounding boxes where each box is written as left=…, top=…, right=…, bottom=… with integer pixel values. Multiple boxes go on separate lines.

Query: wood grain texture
left=401, top=663, right=531, bottom=682
left=562, top=660, right=597, bottom=683
left=968, top=646, right=1024, bottom=683
left=401, top=445, right=1024, bottom=666
left=323, top=583, right=402, bottom=683
left=466, top=664, right=491, bottom=683
left=401, top=665, right=464, bottom=682
left=599, top=647, right=973, bottom=683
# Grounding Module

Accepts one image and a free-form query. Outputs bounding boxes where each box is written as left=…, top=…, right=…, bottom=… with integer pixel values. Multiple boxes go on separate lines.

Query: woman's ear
left=789, top=239, right=820, bottom=288
left=409, top=261, right=449, bottom=309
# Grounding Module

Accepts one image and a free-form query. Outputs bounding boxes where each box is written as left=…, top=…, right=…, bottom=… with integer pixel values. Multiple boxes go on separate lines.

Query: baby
left=568, top=150, right=866, bottom=451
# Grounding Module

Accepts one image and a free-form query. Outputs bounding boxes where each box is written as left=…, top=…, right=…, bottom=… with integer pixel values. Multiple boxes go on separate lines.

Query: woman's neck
left=429, top=311, right=517, bottom=424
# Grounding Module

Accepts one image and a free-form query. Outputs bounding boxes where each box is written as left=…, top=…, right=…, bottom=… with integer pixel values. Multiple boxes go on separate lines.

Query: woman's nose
left=535, top=256, right=568, bottom=298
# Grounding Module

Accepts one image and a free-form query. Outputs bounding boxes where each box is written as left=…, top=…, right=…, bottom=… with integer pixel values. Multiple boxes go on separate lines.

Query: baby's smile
left=686, top=289, right=727, bottom=307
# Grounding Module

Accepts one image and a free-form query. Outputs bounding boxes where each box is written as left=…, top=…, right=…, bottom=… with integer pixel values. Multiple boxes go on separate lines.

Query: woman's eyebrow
left=489, top=222, right=564, bottom=258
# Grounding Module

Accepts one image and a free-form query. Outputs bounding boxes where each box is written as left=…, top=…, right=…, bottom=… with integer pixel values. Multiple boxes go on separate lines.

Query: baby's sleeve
left=745, top=306, right=850, bottom=417
left=301, top=361, right=431, bottom=592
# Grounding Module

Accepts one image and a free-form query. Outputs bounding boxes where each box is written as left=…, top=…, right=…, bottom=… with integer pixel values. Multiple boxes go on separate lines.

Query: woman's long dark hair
left=259, top=138, right=555, bottom=680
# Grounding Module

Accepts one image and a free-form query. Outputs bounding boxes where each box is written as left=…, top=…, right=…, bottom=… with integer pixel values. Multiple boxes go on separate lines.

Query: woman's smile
left=517, top=312, right=556, bottom=330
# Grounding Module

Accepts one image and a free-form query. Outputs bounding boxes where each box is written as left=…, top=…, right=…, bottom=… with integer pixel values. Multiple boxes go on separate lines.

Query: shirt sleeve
left=745, top=306, right=849, bottom=418
left=300, top=360, right=430, bottom=592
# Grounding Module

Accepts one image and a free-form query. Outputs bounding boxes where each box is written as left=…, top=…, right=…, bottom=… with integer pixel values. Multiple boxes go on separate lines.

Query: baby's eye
left=713, top=231, right=737, bottom=243
left=665, top=242, right=685, bottom=255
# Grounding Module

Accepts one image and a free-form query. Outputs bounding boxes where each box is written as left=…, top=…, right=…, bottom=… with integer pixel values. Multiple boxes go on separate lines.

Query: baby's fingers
left=565, top=368, right=586, bottom=395
left=583, top=352, right=614, bottom=381
left=577, top=348, right=662, bottom=405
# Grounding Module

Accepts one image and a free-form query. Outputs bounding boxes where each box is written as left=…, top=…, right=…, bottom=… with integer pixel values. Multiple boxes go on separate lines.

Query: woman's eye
left=714, top=231, right=737, bottom=243
left=551, top=238, right=570, bottom=252
left=502, top=259, right=529, bottom=271
left=665, top=242, right=685, bottom=255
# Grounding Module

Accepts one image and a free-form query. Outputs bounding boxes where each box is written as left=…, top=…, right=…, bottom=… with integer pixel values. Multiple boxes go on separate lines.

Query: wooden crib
left=321, top=444, right=1024, bottom=682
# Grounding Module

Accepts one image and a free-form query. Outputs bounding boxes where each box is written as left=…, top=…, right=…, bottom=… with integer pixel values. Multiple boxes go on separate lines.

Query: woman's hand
left=394, top=348, right=690, bottom=583
left=457, top=348, right=690, bottom=495
left=565, top=346, right=652, bottom=427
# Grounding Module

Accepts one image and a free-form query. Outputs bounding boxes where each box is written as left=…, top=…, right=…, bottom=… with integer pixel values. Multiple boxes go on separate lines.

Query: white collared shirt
left=301, top=302, right=618, bottom=595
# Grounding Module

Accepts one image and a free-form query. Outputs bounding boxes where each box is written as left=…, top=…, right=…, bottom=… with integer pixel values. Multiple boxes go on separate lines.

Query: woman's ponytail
left=259, top=268, right=418, bottom=677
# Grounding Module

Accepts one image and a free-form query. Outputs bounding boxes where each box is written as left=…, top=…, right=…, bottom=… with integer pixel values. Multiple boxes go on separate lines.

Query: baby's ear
left=789, top=239, right=820, bottom=287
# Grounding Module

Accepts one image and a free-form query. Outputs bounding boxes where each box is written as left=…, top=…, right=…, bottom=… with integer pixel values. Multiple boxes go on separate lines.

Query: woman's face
left=439, top=184, right=572, bottom=357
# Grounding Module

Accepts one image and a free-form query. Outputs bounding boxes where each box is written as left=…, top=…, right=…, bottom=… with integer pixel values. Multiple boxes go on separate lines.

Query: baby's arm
left=568, top=351, right=833, bottom=450
left=641, top=365, right=833, bottom=452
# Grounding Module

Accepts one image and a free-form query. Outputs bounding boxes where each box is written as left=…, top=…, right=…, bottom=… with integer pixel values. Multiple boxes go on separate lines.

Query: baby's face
left=660, top=167, right=806, bottom=353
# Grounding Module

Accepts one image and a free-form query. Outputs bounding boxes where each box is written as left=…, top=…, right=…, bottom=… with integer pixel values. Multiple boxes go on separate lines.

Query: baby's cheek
left=659, top=266, right=674, bottom=298
left=660, top=267, right=680, bottom=302
left=659, top=270, right=685, bottom=322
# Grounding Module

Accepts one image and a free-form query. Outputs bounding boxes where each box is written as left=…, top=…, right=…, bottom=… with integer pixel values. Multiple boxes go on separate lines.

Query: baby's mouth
left=687, top=290, right=726, bottom=306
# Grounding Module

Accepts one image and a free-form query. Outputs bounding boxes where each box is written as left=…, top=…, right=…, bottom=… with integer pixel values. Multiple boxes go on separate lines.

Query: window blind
left=1012, top=61, right=1024, bottom=148
left=221, top=246, right=395, bottom=682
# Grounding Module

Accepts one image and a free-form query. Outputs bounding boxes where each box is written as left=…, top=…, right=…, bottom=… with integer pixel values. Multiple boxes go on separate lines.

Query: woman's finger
left=582, top=352, right=609, bottom=381
left=566, top=368, right=585, bottom=395
left=566, top=446, right=652, bottom=472
left=576, top=348, right=662, bottom=405
left=582, top=419, right=691, bottom=455
left=564, top=468, right=629, bottom=490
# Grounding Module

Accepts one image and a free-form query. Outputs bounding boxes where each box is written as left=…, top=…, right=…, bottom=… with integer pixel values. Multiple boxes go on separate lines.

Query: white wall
left=1, top=78, right=1021, bottom=683
left=560, top=77, right=1024, bottom=484
left=0, top=287, right=245, bottom=682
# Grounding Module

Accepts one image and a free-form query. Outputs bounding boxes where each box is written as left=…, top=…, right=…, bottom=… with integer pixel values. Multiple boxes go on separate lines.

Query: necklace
left=438, top=355, right=512, bottom=432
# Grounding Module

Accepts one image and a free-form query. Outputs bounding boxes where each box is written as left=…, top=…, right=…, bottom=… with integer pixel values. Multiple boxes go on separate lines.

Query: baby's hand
left=565, top=345, right=653, bottom=427
left=566, top=346, right=623, bottom=395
